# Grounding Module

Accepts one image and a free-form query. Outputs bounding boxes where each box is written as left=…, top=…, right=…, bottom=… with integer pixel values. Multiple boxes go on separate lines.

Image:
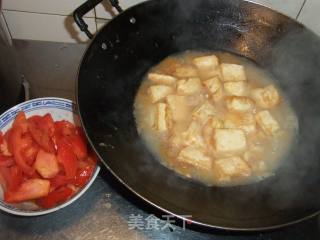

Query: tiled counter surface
left=1, top=0, right=320, bottom=43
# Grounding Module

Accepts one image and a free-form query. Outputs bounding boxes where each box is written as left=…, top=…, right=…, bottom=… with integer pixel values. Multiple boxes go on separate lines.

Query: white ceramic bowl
left=0, top=97, right=100, bottom=216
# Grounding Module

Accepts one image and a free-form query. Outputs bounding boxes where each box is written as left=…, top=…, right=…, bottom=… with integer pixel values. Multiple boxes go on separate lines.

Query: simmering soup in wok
left=134, top=51, right=298, bottom=186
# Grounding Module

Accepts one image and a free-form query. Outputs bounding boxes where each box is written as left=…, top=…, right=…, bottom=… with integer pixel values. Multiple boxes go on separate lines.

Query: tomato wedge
left=12, top=112, right=28, bottom=133
left=28, top=116, right=55, bottom=153
left=4, top=178, right=50, bottom=203
left=37, top=186, right=74, bottom=209
left=0, top=165, right=23, bottom=192
left=66, top=135, right=88, bottom=160
left=50, top=174, right=68, bottom=189
left=10, top=127, right=34, bottom=175
left=0, top=155, right=15, bottom=167
left=71, top=165, right=94, bottom=187
left=34, top=149, right=59, bottom=179
left=57, top=139, right=77, bottom=179
left=55, top=120, right=76, bottom=137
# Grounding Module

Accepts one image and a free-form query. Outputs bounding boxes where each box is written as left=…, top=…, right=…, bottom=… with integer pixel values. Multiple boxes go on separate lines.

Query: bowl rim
left=0, top=97, right=100, bottom=216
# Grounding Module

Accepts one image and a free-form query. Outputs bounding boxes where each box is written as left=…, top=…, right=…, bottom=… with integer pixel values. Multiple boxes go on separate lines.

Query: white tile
left=96, top=18, right=109, bottom=31
left=2, top=0, right=95, bottom=17
left=298, top=0, right=320, bottom=36
left=3, top=10, right=96, bottom=43
left=95, top=0, right=145, bottom=19
left=251, top=0, right=305, bottom=18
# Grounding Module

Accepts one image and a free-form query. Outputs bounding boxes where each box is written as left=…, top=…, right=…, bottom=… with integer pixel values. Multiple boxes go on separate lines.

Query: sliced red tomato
left=41, top=114, right=55, bottom=137
left=0, top=155, right=15, bottom=167
left=12, top=111, right=28, bottom=133
left=28, top=116, right=55, bottom=153
left=50, top=174, right=68, bottom=189
left=21, top=143, right=39, bottom=166
left=57, top=139, right=77, bottom=179
left=66, top=135, right=88, bottom=160
left=4, top=129, right=13, bottom=155
left=71, top=165, right=94, bottom=187
left=37, top=186, right=73, bottom=209
left=54, top=120, right=76, bottom=137
left=10, top=127, right=34, bottom=175
left=34, top=149, right=59, bottom=179
left=0, top=165, right=23, bottom=192
left=0, top=131, right=3, bottom=144
left=4, top=178, right=50, bottom=203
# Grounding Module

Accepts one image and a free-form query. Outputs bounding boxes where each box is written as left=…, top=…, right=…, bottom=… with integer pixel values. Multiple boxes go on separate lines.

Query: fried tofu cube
left=193, top=55, right=219, bottom=69
left=226, top=96, right=255, bottom=113
left=166, top=95, right=190, bottom=122
left=182, top=121, right=206, bottom=148
left=213, top=129, right=247, bottom=154
left=148, top=85, right=173, bottom=103
left=255, top=110, right=280, bottom=136
left=192, top=101, right=216, bottom=124
left=213, top=156, right=251, bottom=181
left=177, top=78, right=202, bottom=95
left=224, top=81, right=246, bottom=96
left=221, top=63, right=246, bottom=82
left=155, top=103, right=171, bottom=132
left=203, top=76, right=221, bottom=94
left=212, top=87, right=224, bottom=102
left=203, top=117, right=224, bottom=146
left=224, top=113, right=256, bottom=134
left=251, top=85, right=280, bottom=109
left=148, top=73, right=177, bottom=85
left=173, top=66, right=198, bottom=78
left=178, top=146, right=211, bottom=170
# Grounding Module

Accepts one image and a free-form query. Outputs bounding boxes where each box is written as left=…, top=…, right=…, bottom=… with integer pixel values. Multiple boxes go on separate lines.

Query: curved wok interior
left=77, top=0, right=320, bottom=230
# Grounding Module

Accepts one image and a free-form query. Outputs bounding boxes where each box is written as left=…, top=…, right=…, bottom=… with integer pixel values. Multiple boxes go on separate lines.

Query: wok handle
left=73, top=0, right=123, bottom=39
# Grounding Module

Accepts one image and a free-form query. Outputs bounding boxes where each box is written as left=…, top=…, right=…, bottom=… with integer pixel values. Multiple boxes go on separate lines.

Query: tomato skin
left=4, top=178, right=50, bottom=203
left=55, top=120, right=76, bottom=137
left=28, top=116, right=55, bottom=153
left=34, top=149, right=59, bottom=179
left=49, top=174, right=68, bottom=189
left=37, top=186, right=73, bottom=209
left=57, top=139, right=77, bottom=179
left=71, top=165, right=94, bottom=187
left=66, top=135, right=88, bottom=160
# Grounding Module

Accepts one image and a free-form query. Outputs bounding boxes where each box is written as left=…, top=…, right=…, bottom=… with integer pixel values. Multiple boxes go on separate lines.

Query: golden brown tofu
left=226, top=96, right=255, bottom=113
left=213, top=156, right=251, bottom=181
left=148, top=73, right=177, bottom=85
left=221, top=63, right=246, bottom=82
left=173, top=66, right=198, bottom=78
left=177, top=78, right=202, bottom=95
left=224, top=113, right=256, bottom=134
left=148, top=85, right=173, bottom=103
left=182, top=121, right=206, bottom=148
left=251, top=85, right=280, bottom=109
left=155, top=103, right=171, bottom=132
left=203, top=117, right=224, bottom=147
left=178, top=146, right=211, bottom=170
left=203, top=76, right=221, bottom=94
left=212, top=87, right=224, bottom=102
left=166, top=95, right=190, bottom=122
left=255, top=110, right=280, bottom=136
left=192, top=101, right=216, bottom=124
left=224, top=81, right=246, bottom=96
left=213, top=129, right=247, bottom=154
left=192, top=55, right=219, bottom=69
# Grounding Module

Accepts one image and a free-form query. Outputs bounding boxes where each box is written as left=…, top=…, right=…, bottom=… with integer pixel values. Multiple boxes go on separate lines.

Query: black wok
left=75, top=0, right=320, bottom=231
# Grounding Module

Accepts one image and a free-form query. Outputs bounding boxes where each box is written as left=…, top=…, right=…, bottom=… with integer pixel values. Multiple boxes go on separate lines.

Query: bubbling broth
left=134, top=51, right=298, bottom=186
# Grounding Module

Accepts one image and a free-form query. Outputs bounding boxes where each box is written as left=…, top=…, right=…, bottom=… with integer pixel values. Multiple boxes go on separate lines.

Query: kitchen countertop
left=1, top=40, right=319, bottom=240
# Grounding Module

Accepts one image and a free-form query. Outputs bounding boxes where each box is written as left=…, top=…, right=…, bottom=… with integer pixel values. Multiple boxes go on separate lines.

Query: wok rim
left=75, top=0, right=320, bottom=231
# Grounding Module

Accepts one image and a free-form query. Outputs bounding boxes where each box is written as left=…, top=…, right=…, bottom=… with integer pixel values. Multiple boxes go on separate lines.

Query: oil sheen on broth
left=134, top=51, right=298, bottom=186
